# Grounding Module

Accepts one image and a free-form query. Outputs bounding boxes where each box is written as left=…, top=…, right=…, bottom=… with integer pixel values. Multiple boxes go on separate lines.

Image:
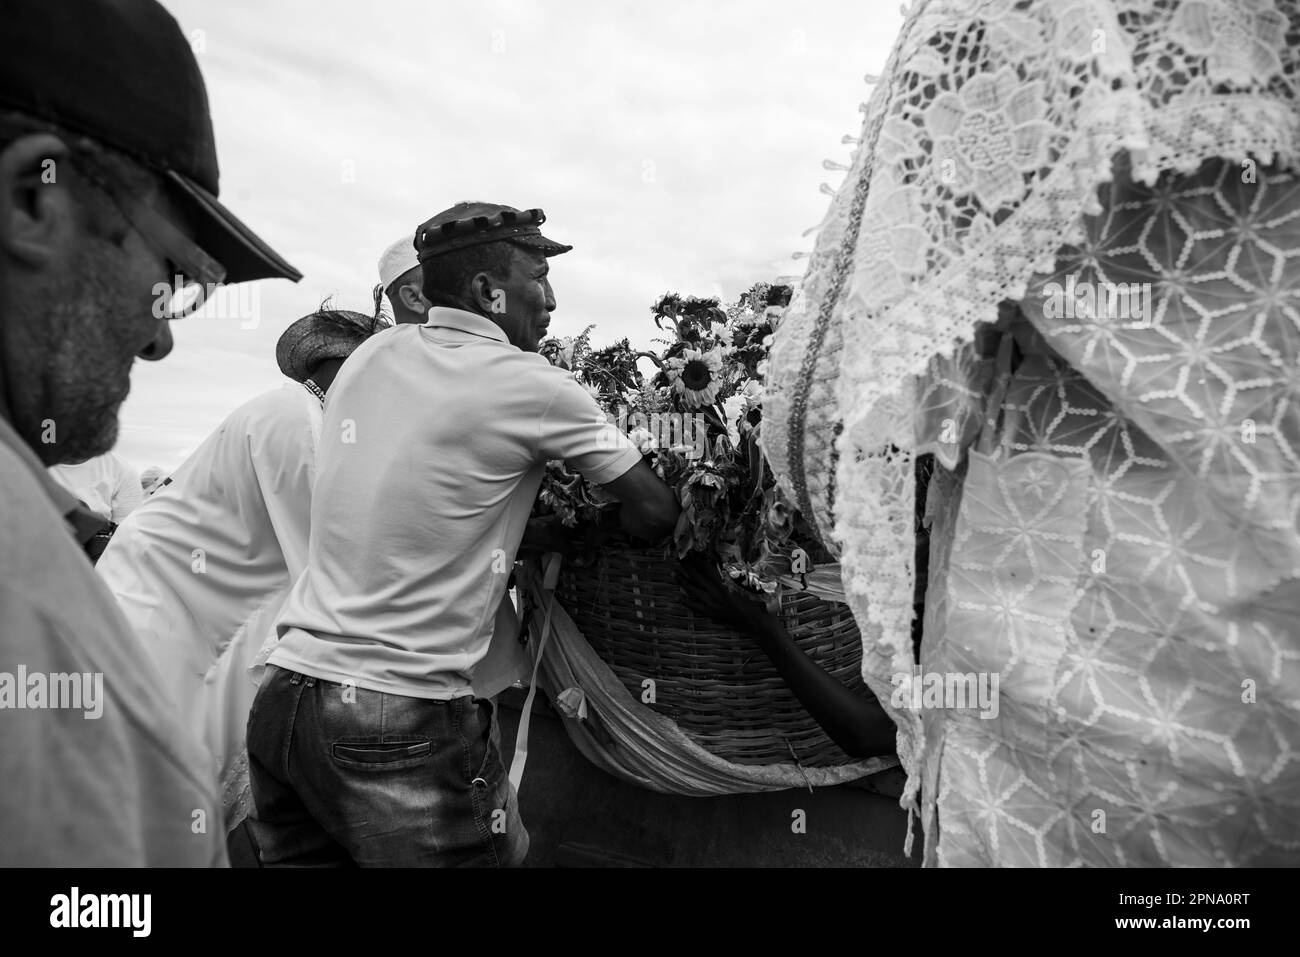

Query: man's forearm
left=618, top=501, right=679, bottom=542
left=599, top=459, right=681, bottom=543
left=744, top=613, right=895, bottom=758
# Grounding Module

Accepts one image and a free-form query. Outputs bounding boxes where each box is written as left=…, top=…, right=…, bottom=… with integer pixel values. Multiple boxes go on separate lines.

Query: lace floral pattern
left=1169, top=0, right=1288, bottom=86
left=926, top=66, right=1052, bottom=212
left=764, top=0, right=1300, bottom=863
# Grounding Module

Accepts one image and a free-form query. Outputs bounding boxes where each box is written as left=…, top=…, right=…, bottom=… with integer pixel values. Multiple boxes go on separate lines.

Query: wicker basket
left=556, top=547, right=872, bottom=767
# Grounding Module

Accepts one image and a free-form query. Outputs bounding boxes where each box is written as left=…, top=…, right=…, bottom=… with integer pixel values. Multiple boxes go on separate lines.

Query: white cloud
left=121, top=0, right=899, bottom=470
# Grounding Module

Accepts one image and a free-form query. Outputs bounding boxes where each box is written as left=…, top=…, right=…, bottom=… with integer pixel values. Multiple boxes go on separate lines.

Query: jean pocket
left=331, top=738, right=432, bottom=770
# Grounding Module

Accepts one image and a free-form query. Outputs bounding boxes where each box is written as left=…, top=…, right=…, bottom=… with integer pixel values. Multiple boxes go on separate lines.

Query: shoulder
left=0, top=461, right=150, bottom=681
left=146, top=387, right=315, bottom=486
left=322, top=325, right=408, bottom=397
left=533, top=361, right=600, bottom=408
left=240, top=382, right=314, bottom=415
left=0, top=442, right=75, bottom=562
left=337, top=322, right=409, bottom=370
left=500, top=350, right=582, bottom=391
left=492, top=354, right=603, bottom=425
left=226, top=384, right=317, bottom=434
left=227, top=386, right=320, bottom=471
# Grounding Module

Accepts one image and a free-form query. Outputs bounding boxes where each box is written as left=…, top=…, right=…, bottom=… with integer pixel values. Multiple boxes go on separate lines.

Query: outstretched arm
left=600, top=458, right=680, bottom=543
left=675, top=555, right=895, bottom=758
left=538, top=376, right=680, bottom=544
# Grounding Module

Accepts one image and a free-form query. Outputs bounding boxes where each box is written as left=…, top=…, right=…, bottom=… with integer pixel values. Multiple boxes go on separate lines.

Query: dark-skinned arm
left=599, top=458, right=680, bottom=543
left=524, top=459, right=679, bottom=561
left=675, top=554, right=896, bottom=758
left=518, top=515, right=572, bottom=557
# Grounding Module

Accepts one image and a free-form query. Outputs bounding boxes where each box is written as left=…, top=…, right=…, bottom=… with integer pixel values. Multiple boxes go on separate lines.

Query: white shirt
left=0, top=414, right=226, bottom=866
left=48, top=451, right=143, bottom=523
left=97, top=383, right=321, bottom=809
left=270, top=308, right=642, bottom=699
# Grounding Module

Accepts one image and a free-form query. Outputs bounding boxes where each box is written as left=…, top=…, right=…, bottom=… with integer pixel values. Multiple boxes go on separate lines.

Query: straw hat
left=275, top=309, right=385, bottom=382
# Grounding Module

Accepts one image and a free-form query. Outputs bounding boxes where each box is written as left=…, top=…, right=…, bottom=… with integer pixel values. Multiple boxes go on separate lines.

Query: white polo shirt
left=270, top=308, right=641, bottom=699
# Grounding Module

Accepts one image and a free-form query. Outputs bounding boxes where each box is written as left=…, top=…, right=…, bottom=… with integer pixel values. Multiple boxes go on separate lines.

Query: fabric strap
left=506, top=551, right=561, bottom=794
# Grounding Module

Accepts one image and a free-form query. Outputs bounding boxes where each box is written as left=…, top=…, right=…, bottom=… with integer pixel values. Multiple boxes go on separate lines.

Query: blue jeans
left=246, top=666, right=528, bottom=867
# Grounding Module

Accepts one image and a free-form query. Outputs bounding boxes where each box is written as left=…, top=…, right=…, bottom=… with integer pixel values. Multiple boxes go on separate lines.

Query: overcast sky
left=116, top=0, right=900, bottom=471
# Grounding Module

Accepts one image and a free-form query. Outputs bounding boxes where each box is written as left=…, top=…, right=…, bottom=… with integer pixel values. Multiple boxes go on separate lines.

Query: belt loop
left=289, top=672, right=302, bottom=686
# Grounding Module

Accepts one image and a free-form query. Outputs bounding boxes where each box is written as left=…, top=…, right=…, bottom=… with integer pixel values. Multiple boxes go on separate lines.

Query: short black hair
left=420, top=240, right=521, bottom=310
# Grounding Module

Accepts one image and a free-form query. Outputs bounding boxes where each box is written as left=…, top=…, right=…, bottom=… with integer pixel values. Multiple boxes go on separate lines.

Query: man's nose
left=544, top=283, right=557, bottom=312
left=137, top=319, right=174, bottom=361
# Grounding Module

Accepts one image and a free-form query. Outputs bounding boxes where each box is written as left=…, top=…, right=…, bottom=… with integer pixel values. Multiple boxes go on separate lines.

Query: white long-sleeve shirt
left=97, top=383, right=321, bottom=822
left=48, top=451, right=143, bottom=524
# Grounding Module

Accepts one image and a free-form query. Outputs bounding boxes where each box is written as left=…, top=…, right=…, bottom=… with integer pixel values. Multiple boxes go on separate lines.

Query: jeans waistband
left=276, top=666, right=476, bottom=706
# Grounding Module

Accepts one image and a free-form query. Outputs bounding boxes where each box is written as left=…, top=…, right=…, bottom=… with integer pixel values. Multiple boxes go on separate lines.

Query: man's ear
left=398, top=280, right=430, bottom=315
left=0, top=133, right=76, bottom=269
left=468, top=270, right=499, bottom=313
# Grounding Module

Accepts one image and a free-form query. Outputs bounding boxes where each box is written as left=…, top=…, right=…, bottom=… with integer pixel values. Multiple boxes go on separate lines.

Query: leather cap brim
left=167, top=171, right=303, bottom=284
left=510, top=233, right=572, bottom=257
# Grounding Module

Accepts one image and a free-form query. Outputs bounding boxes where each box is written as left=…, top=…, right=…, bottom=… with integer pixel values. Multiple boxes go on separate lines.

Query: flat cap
left=414, top=202, right=571, bottom=263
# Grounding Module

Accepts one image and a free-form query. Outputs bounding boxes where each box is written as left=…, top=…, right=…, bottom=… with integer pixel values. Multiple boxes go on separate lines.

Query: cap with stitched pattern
left=414, top=202, right=571, bottom=262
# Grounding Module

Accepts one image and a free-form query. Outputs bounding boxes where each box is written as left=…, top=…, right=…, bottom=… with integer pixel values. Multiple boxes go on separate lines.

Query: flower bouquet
left=530, top=283, right=872, bottom=769
left=535, top=281, right=831, bottom=595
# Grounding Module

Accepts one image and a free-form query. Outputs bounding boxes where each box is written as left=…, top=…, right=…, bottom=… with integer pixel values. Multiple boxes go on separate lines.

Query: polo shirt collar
left=425, top=306, right=510, bottom=345
left=0, top=414, right=110, bottom=546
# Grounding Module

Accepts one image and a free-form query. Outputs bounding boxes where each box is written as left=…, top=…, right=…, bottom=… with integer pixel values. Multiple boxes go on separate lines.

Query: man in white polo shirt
left=248, top=202, right=680, bottom=867
left=375, top=232, right=530, bottom=700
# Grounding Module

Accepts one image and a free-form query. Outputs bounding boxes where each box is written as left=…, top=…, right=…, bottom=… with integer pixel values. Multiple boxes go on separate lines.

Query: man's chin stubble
left=33, top=401, right=121, bottom=466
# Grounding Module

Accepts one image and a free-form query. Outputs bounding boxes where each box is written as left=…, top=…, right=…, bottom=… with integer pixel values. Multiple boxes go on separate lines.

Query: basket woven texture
left=556, top=547, right=872, bottom=767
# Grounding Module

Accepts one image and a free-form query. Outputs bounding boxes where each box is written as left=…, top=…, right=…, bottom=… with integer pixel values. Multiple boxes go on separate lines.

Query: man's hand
left=577, top=505, right=621, bottom=552
left=674, top=553, right=774, bottom=635
left=519, top=515, right=572, bottom=557
left=601, top=459, right=680, bottom=543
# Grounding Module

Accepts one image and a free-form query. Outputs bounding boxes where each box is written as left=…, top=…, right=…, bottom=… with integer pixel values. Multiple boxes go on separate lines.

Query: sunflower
left=666, top=346, right=723, bottom=409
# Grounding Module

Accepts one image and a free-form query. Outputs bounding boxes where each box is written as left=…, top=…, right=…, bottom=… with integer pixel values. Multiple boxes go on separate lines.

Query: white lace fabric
left=764, top=0, right=1300, bottom=864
